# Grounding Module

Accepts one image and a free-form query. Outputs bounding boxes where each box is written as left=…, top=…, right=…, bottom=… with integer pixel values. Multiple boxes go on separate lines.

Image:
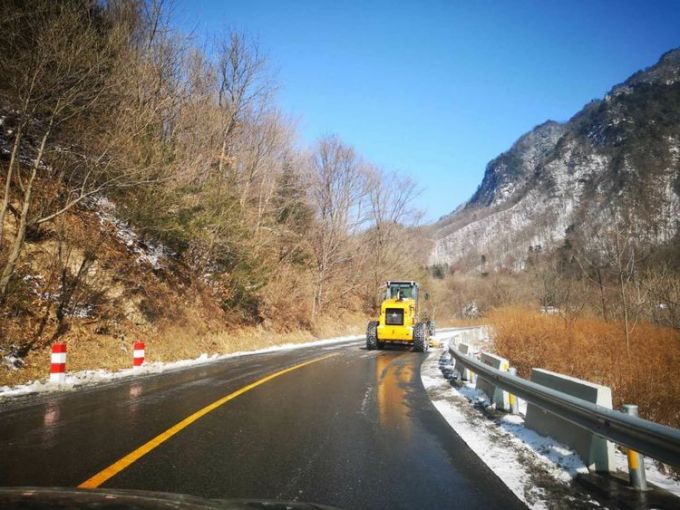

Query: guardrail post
left=509, top=367, right=519, bottom=414
left=455, top=342, right=470, bottom=381
left=622, top=404, right=648, bottom=491
left=469, top=351, right=476, bottom=383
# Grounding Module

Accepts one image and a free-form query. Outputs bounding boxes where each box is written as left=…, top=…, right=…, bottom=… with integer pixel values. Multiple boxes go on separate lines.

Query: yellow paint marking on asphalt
left=78, top=353, right=338, bottom=489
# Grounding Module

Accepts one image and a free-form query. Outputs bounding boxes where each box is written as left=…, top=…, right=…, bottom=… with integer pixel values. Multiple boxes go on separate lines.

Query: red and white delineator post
left=133, top=341, right=145, bottom=368
left=50, top=343, right=67, bottom=383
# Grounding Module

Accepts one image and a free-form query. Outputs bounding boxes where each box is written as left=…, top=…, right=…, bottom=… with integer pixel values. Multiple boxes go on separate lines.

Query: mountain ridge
left=430, top=48, right=680, bottom=271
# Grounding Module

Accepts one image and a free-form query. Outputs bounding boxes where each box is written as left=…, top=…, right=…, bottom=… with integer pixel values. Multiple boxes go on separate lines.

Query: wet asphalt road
left=0, top=340, right=526, bottom=509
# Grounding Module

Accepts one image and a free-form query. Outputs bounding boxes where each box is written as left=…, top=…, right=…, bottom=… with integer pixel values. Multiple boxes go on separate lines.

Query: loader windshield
left=387, top=282, right=417, bottom=300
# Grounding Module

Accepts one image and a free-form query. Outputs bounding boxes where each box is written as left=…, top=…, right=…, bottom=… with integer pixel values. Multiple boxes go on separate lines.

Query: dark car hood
left=0, top=487, right=341, bottom=510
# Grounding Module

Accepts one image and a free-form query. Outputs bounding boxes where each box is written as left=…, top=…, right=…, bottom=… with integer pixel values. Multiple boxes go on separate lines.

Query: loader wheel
left=413, top=323, right=428, bottom=352
left=366, top=321, right=379, bottom=350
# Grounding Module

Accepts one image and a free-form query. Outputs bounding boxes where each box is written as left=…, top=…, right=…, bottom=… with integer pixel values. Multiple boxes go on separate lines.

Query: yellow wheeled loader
left=366, top=281, right=434, bottom=352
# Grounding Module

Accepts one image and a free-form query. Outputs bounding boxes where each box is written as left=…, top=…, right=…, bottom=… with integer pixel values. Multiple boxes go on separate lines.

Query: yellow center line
left=78, top=353, right=338, bottom=489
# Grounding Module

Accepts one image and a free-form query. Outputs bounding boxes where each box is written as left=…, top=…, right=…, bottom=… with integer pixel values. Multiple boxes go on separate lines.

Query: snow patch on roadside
left=0, top=334, right=362, bottom=400
left=422, top=350, right=596, bottom=509
left=422, top=348, right=680, bottom=506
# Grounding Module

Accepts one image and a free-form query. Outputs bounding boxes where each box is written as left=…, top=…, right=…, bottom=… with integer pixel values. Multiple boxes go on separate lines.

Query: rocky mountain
left=430, top=49, right=680, bottom=271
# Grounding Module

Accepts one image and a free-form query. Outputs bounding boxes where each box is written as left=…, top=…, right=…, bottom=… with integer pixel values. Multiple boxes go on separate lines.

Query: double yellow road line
left=79, top=353, right=337, bottom=488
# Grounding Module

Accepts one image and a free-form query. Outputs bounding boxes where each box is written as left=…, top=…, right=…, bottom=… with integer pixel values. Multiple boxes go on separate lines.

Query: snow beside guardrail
left=422, top=334, right=680, bottom=504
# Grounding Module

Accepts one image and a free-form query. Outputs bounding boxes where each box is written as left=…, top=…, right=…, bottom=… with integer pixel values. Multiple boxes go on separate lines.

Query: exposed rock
left=431, top=48, right=680, bottom=271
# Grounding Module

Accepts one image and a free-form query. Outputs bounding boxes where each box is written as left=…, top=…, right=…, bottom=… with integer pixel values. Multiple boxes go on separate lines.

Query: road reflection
left=376, top=353, right=412, bottom=438
left=41, top=399, right=61, bottom=446
left=127, top=381, right=144, bottom=422
left=129, top=382, right=143, bottom=399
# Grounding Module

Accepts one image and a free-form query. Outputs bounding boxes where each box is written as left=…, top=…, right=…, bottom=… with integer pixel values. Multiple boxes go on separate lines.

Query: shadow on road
left=359, top=344, right=415, bottom=352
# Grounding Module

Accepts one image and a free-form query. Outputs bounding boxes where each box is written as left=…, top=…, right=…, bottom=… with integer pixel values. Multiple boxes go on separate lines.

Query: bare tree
left=0, top=2, right=167, bottom=300
left=309, top=136, right=369, bottom=322
left=642, top=265, right=680, bottom=329
left=215, top=32, right=271, bottom=176
left=570, top=217, right=613, bottom=323
left=591, top=226, right=640, bottom=357
left=365, top=167, right=421, bottom=307
left=0, top=3, right=111, bottom=297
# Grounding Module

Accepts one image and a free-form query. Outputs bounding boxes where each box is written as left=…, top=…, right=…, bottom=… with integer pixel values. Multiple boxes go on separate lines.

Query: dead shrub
left=490, top=306, right=680, bottom=428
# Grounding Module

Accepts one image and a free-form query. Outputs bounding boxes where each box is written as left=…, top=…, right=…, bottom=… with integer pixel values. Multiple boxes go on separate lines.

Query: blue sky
left=170, top=1, right=680, bottom=222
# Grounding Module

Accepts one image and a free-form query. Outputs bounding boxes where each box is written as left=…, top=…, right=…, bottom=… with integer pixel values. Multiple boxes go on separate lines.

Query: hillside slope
left=0, top=188, right=366, bottom=387
left=431, top=49, right=680, bottom=271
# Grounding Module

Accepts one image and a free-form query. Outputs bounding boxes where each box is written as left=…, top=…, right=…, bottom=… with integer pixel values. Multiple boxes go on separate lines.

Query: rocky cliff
left=431, top=49, right=680, bottom=271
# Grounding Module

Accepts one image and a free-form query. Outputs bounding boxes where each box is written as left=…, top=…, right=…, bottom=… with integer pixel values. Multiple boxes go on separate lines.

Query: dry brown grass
left=1, top=311, right=367, bottom=388
left=489, top=307, right=680, bottom=428
left=146, top=311, right=367, bottom=363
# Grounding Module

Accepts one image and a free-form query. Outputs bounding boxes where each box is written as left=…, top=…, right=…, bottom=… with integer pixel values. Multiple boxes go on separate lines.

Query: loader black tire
left=413, top=323, right=428, bottom=352
left=366, top=321, right=379, bottom=350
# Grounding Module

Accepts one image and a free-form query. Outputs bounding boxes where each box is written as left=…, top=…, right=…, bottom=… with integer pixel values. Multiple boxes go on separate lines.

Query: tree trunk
left=311, top=268, right=324, bottom=324
left=218, top=137, right=228, bottom=174
left=0, top=126, right=51, bottom=300
left=597, top=268, right=608, bottom=322
left=0, top=167, right=37, bottom=299
left=619, top=270, right=631, bottom=359
left=0, top=127, right=23, bottom=247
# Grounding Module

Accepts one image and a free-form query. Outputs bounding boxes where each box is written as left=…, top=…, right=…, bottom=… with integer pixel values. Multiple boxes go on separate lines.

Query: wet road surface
left=0, top=340, right=526, bottom=509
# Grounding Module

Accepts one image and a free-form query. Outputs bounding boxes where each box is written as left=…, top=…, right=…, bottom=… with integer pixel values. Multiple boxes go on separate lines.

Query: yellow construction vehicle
left=366, top=281, right=434, bottom=352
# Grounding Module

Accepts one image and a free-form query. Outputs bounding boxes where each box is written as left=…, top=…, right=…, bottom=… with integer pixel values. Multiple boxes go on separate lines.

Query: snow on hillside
left=87, top=195, right=172, bottom=270
left=430, top=49, right=680, bottom=271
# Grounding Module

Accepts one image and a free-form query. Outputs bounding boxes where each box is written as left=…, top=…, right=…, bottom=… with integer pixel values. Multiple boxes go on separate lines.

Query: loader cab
left=385, top=281, right=419, bottom=303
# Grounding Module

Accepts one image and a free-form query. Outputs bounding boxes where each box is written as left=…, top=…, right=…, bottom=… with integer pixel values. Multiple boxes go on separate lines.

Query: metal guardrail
left=447, top=343, right=680, bottom=467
